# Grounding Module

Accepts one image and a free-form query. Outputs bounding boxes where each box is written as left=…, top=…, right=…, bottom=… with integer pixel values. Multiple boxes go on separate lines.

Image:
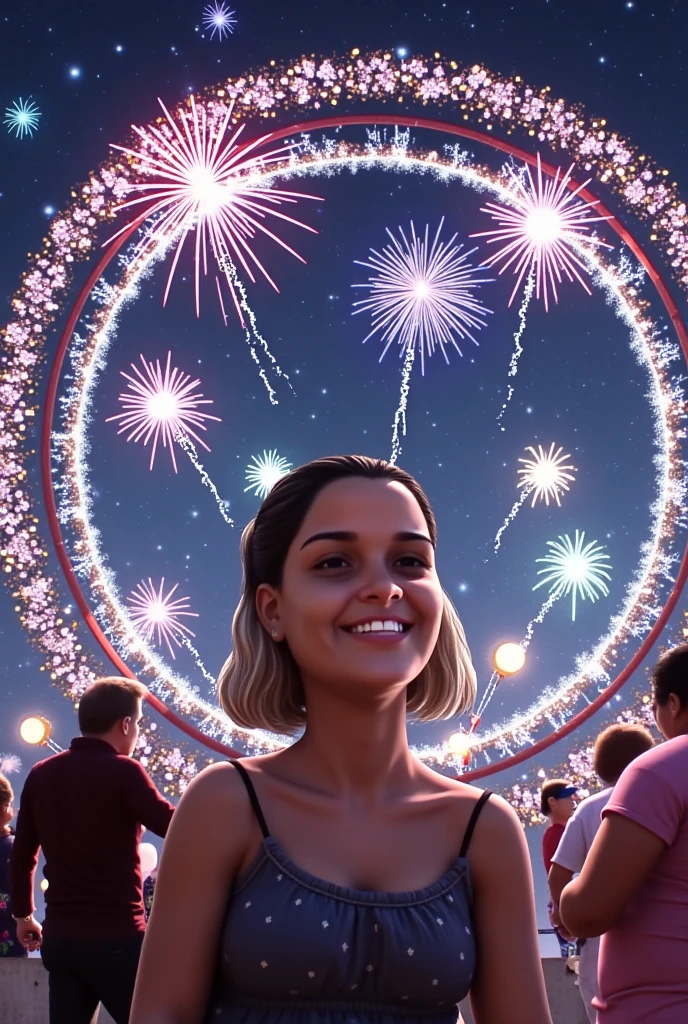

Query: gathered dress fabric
left=204, top=761, right=490, bottom=1024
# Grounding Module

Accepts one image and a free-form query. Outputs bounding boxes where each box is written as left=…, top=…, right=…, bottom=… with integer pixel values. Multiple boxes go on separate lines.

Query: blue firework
left=202, top=1, right=237, bottom=39
left=4, top=97, right=41, bottom=139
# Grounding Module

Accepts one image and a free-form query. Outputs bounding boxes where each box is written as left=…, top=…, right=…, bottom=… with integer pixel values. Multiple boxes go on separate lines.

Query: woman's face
left=258, top=477, right=444, bottom=700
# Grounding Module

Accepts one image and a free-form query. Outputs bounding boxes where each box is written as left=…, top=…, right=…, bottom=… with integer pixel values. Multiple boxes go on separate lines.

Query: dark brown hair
left=652, top=643, right=688, bottom=709
left=593, top=723, right=654, bottom=784
left=539, top=778, right=572, bottom=817
left=0, top=774, right=13, bottom=809
left=218, top=455, right=476, bottom=733
left=77, top=677, right=146, bottom=736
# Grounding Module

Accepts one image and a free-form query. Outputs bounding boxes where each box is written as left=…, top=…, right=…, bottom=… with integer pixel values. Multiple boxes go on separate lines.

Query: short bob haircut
left=652, top=643, right=688, bottom=709
left=218, top=455, right=476, bottom=734
left=592, top=723, right=654, bottom=785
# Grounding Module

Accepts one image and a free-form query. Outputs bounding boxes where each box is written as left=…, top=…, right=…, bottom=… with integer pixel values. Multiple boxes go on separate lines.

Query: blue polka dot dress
left=203, top=762, right=490, bottom=1024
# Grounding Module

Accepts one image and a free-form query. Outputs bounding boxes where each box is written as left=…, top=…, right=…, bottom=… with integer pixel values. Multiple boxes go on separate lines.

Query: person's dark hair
left=0, top=773, right=13, bottom=809
left=540, top=779, right=572, bottom=817
left=652, top=643, right=688, bottom=709
left=218, top=455, right=476, bottom=733
left=77, top=677, right=147, bottom=736
left=592, top=723, right=655, bottom=785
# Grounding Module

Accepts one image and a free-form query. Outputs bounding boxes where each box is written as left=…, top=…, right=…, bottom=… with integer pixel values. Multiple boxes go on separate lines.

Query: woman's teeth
left=349, top=620, right=407, bottom=634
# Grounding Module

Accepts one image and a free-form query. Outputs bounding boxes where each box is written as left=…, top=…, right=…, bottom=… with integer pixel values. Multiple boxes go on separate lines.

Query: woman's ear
left=255, top=583, right=282, bottom=640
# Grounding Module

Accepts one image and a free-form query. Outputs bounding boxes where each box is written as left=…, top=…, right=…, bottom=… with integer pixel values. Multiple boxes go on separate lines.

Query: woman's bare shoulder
left=426, top=772, right=522, bottom=840
left=173, top=760, right=256, bottom=833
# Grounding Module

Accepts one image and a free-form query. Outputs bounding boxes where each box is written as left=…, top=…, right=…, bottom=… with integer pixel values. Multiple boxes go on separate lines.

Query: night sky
left=1, top=0, right=687, bottom=933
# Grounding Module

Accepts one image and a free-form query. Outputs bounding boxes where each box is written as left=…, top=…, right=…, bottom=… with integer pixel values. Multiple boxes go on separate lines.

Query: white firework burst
left=533, top=530, right=612, bottom=621
left=244, top=449, right=292, bottom=499
left=518, top=443, right=576, bottom=506
left=127, top=578, right=199, bottom=659
left=202, top=1, right=237, bottom=39
left=0, top=754, right=22, bottom=775
left=352, top=218, right=493, bottom=374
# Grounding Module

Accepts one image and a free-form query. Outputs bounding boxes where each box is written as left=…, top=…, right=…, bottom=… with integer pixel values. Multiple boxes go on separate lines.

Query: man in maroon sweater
left=10, top=677, right=175, bottom=1024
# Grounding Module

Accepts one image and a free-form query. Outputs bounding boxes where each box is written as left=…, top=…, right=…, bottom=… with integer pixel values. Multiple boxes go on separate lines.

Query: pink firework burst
left=127, top=578, right=198, bottom=658
left=106, top=352, right=221, bottom=472
left=109, top=95, right=320, bottom=320
left=471, top=154, right=612, bottom=311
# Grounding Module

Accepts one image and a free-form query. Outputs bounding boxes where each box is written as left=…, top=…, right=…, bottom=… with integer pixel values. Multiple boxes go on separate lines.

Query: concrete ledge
left=0, top=958, right=115, bottom=1024
left=1, top=955, right=588, bottom=1023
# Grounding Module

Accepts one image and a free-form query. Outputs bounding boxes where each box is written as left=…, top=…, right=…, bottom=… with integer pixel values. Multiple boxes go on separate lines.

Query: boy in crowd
left=540, top=778, right=577, bottom=957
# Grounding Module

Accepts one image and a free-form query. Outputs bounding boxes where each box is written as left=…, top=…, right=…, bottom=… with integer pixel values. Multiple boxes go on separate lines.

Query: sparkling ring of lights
left=47, top=131, right=688, bottom=770
left=3, top=51, right=688, bottom=792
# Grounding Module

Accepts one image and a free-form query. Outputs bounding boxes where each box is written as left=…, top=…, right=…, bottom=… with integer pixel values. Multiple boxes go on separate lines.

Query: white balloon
left=139, top=842, right=158, bottom=881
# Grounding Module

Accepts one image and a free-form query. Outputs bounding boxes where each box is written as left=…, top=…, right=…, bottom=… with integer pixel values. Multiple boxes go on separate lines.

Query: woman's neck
left=290, top=684, right=417, bottom=803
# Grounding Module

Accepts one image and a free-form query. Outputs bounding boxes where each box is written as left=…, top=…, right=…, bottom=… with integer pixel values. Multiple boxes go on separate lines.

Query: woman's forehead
left=298, top=477, right=428, bottom=536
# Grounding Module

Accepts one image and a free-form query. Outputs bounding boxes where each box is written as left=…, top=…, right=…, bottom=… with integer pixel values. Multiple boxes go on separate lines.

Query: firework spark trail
left=216, top=250, right=293, bottom=405
left=494, top=444, right=576, bottom=551
left=389, top=346, right=415, bottom=465
left=475, top=671, right=503, bottom=719
left=175, top=432, right=235, bottom=526
left=180, top=636, right=216, bottom=686
left=521, top=591, right=560, bottom=649
left=494, top=484, right=534, bottom=552
left=496, top=269, right=535, bottom=429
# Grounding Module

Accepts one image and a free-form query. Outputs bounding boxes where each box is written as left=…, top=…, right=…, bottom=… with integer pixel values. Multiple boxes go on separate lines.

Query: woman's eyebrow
left=300, top=530, right=433, bottom=550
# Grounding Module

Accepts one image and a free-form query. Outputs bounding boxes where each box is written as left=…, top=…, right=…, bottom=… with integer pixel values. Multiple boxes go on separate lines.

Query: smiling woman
left=219, top=455, right=475, bottom=733
left=129, top=455, right=552, bottom=1024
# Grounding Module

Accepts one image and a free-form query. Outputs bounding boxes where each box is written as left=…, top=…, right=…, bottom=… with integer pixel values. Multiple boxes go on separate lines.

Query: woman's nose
left=358, top=568, right=403, bottom=603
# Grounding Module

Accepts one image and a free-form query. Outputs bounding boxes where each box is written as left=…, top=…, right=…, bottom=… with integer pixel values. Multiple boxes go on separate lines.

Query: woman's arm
left=559, top=813, right=666, bottom=938
left=129, top=763, right=253, bottom=1024
left=468, top=794, right=552, bottom=1024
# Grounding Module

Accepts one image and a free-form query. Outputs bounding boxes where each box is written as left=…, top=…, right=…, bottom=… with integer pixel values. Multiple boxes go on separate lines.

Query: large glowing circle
left=2, top=52, right=688, bottom=792
left=47, top=137, right=686, bottom=772
left=20, top=717, right=52, bottom=746
left=493, top=642, right=526, bottom=677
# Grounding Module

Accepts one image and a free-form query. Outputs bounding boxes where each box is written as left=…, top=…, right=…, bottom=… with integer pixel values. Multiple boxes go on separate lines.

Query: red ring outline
left=41, top=113, right=688, bottom=778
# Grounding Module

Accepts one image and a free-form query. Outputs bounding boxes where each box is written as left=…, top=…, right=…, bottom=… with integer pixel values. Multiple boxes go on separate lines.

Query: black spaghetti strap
left=230, top=760, right=271, bottom=838
left=459, top=790, right=492, bottom=858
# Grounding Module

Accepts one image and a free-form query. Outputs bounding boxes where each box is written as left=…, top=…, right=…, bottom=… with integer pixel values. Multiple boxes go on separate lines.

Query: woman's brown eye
left=315, top=556, right=349, bottom=570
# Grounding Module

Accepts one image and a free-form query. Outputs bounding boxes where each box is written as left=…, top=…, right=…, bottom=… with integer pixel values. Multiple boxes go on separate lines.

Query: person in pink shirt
left=560, top=643, right=688, bottom=1023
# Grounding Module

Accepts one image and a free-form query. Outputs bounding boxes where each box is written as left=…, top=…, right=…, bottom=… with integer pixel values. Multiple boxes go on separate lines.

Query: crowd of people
left=0, top=455, right=686, bottom=1024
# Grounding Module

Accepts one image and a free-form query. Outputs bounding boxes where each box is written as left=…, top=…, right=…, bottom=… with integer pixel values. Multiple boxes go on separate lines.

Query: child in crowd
left=540, top=778, right=576, bottom=957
